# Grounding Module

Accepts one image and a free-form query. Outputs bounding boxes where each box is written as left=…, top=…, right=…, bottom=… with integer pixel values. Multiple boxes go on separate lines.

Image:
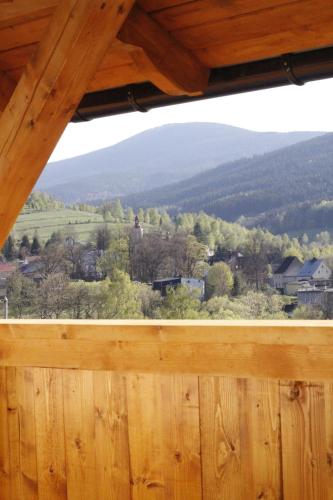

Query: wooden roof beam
left=0, top=0, right=135, bottom=247
left=0, top=71, right=16, bottom=112
left=118, top=4, right=210, bottom=96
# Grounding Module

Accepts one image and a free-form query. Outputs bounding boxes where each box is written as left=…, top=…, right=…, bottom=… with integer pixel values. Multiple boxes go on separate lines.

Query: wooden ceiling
left=1, top=0, right=333, bottom=101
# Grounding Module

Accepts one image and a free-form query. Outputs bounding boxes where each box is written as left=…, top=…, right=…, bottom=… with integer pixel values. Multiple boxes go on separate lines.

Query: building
left=298, top=258, right=331, bottom=283
left=297, top=286, right=333, bottom=308
left=132, top=215, right=143, bottom=241
left=272, top=256, right=303, bottom=292
left=0, top=262, right=17, bottom=298
left=153, top=277, right=205, bottom=299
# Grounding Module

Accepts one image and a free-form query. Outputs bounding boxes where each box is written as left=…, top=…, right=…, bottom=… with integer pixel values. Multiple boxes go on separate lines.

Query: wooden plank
left=239, top=378, right=281, bottom=499
left=150, top=0, right=296, bottom=31
left=0, top=0, right=136, bottom=248
left=93, top=372, right=131, bottom=500
left=0, top=367, right=10, bottom=498
left=33, top=368, right=67, bottom=500
left=3, top=320, right=333, bottom=378
left=280, top=381, right=327, bottom=500
left=126, top=374, right=202, bottom=499
left=0, top=0, right=58, bottom=29
left=16, top=367, right=39, bottom=499
left=199, top=377, right=281, bottom=499
left=118, top=4, right=209, bottom=96
left=199, top=376, right=242, bottom=499
left=6, top=367, right=22, bottom=499
left=62, top=369, right=96, bottom=500
left=0, top=15, right=50, bottom=52
left=171, top=0, right=333, bottom=50
left=325, top=383, right=333, bottom=500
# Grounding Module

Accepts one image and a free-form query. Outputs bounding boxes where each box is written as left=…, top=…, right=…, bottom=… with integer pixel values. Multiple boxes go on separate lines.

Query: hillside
left=37, top=123, right=322, bottom=203
left=124, top=133, right=333, bottom=234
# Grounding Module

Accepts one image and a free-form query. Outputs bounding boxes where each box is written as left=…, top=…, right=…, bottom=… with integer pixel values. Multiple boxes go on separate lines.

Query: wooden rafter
left=0, top=0, right=135, bottom=247
left=0, top=70, right=16, bottom=112
left=118, top=4, right=209, bottom=96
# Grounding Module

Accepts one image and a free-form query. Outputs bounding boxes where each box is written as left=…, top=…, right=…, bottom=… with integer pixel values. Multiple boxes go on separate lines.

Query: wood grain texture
left=2, top=320, right=333, bottom=379
left=0, top=0, right=135, bottom=247
left=16, top=368, right=39, bottom=499
left=126, top=374, right=202, bottom=499
left=118, top=4, right=209, bottom=96
left=34, top=368, right=67, bottom=500
left=200, top=377, right=281, bottom=499
left=280, top=381, right=327, bottom=500
left=93, top=372, right=131, bottom=500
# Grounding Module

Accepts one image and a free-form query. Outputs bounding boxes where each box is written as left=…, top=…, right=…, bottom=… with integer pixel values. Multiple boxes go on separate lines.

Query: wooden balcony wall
left=1, top=320, right=333, bottom=499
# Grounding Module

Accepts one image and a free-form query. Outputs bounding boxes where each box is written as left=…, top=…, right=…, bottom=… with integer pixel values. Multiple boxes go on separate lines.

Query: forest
left=125, top=133, right=333, bottom=235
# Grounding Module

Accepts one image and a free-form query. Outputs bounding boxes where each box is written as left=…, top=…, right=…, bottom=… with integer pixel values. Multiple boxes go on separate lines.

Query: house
left=298, top=258, right=331, bottom=283
left=272, top=256, right=303, bottom=292
left=153, top=277, right=205, bottom=299
left=20, top=256, right=44, bottom=283
left=0, top=262, right=17, bottom=298
left=297, top=286, right=333, bottom=308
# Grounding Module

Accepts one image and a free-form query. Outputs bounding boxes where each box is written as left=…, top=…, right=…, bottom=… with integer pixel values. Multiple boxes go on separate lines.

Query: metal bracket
left=127, top=87, right=148, bottom=112
left=281, top=54, right=304, bottom=86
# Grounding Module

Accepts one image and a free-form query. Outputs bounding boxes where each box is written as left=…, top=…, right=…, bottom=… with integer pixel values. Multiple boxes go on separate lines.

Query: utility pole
left=0, top=296, right=8, bottom=319
left=3, top=296, right=8, bottom=319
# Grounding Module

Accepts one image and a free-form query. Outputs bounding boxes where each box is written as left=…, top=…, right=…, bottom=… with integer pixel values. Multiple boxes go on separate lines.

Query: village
left=2, top=202, right=333, bottom=320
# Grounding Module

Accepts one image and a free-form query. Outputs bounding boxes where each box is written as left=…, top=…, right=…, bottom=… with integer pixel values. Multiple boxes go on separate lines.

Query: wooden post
left=0, top=0, right=135, bottom=247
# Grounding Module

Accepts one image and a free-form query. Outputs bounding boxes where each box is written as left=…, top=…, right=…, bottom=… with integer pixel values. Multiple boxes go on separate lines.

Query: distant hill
left=37, top=123, right=322, bottom=203
left=124, top=133, right=333, bottom=234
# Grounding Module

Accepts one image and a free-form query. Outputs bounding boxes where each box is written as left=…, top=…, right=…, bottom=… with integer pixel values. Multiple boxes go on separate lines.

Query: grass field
left=14, top=209, right=118, bottom=242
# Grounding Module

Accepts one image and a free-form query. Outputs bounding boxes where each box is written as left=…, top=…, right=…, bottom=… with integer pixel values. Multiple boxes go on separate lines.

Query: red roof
left=0, top=263, right=16, bottom=273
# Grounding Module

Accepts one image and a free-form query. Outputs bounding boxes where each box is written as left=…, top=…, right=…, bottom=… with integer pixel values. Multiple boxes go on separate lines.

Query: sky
left=50, top=78, right=333, bottom=162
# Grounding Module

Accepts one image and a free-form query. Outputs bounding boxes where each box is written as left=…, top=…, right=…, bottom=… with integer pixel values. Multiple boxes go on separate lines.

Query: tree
left=19, top=234, right=31, bottom=259
left=97, top=237, right=129, bottom=278
left=7, top=272, right=37, bottom=318
left=37, top=273, right=70, bottom=319
left=193, top=221, right=205, bottom=243
left=206, top=262, right=234, bottom=298
left=102, top=270, right=143, bottom=319
left=160, top=286, right=203, bottom=319
left=96, top=225, right=112, bottom=251
left=2, top=235, right=16, bottom=261
left=112, top=199, right=124, bottom=220
left=126, top=207, right=135, bottom=222
left=243, top=229, right=269, bottom=290
left=31, top=234, right=41, bottom=255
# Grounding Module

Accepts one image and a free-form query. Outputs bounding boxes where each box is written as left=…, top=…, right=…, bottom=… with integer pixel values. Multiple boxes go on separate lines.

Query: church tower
left=132, top=214, right=143, bottom=241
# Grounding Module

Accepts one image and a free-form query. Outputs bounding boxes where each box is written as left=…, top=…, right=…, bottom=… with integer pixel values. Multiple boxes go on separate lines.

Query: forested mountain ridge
left=37, top=123, right=322, bottom=202
left=124, top=133, right=333, bottom=234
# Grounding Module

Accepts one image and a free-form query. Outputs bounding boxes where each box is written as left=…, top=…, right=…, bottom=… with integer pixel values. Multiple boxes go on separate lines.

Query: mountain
left=124, top=133, right=333, bottom=234
left=37, top=123, right=323, bottom=203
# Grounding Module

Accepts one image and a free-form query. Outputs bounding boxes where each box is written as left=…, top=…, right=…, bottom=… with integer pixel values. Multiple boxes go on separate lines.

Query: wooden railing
left=1, top=320, right=333, bottom=499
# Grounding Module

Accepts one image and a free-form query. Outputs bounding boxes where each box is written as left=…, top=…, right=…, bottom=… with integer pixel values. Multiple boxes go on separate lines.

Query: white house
left=298, top=258, right=331, bottom=282
left=272, top=256, right=303, bottom=291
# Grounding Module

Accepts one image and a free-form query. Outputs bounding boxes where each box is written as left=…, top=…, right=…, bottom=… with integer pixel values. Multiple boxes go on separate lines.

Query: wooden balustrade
left=1, top=320, right=333, bottom=499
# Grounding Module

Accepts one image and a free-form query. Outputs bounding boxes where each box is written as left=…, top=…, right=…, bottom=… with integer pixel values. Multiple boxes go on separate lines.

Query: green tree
left=206, top=262, right=234, bottom=298
left=31, top=234, right=41, bottom=255
left=97, top=237, right=129, bottom=277
left=2, top=235, right=16, bottom=261
left=112, top=199, right=124, bottom=220
left=126, top=207, right=135, bottom=222
left=96, top=225, right=112, bottom=251
left=19, top=234, right=31, bottom=258
left=7, top=272, right=37, bottom=318
left=160, top=286, right=203, bottom=319
left=102, top=270, right=143, bottom=319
